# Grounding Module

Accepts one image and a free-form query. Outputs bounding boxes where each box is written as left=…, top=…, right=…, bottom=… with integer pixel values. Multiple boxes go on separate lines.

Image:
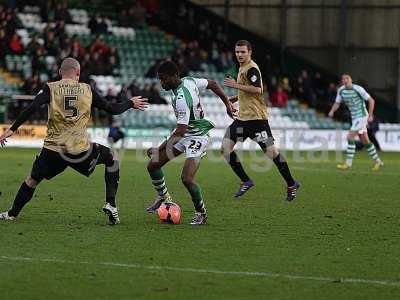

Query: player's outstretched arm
left=1, top=86, right=50, bottom=147
left=328, top=102, right=341, bottom=118
left=206, top=79, right=236, bottom=119
left=92, top=89, right=148, bottom=115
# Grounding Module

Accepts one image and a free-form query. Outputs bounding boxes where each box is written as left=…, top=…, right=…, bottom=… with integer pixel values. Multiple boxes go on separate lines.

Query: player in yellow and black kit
left=223, top=40, right=300, bottom=201
left=0, top=58, right=148, bottom=224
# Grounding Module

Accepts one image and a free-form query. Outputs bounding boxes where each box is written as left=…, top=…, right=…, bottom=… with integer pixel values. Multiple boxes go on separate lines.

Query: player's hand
left=224, top=77, right=238, bottom=89
left=0, top=128, right=14, bottom=148
left=328, top=110, right=334, bottom=118
left=131, top=96, right=149, bottom=111
left=368, top=114, right=374, bottom=123
left=226, top=102, right=237, bottom=119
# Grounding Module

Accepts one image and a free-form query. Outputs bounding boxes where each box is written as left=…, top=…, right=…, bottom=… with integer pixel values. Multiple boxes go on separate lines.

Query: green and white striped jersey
left=335, top=84, right=371, bottom=120
left=171, top=77, right=214, bottom=137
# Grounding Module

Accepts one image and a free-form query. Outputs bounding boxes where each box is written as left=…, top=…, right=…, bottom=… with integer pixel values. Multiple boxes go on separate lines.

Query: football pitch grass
left=0, top=148, right=399, bottom=299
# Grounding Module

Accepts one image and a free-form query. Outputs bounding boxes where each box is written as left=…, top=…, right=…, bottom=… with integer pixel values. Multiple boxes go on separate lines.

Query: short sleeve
left=246, top=67, right=262, bottom=88
left=175, top=93, right=190, bottom=125
left=354, top=85, right=371, bottom=101
left=335, top=89, right=343, bottom=103
left=192, top=78, right=208, bottom=92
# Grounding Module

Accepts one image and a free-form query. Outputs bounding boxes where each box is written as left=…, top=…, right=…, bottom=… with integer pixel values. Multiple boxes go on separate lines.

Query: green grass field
left=0, top=148, right=399, bottom=299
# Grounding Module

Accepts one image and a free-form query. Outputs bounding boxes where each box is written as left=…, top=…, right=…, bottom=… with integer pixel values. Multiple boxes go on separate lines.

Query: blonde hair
left=60, top=57, right=80, bottom=73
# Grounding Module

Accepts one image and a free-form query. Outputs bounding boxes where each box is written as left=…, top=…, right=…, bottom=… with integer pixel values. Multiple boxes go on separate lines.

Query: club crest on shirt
left=250, top=75, right=257, bottom=83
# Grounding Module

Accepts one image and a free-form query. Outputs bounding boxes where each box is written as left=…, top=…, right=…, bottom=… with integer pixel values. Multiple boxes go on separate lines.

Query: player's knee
left=220, top=144, right=233, bottom=158
left=105, top=151, right=115, bottom=168
left=25, top=176, right=39, bottom=188
left=221, top=139, right=234, bottom=155
left=347, top=132, right=356, bottom=141
left=106, top=160, right=120, bottom=174
left=265, top=146, right=278, bottom=159
left=181, top=174, right=194, bottom=187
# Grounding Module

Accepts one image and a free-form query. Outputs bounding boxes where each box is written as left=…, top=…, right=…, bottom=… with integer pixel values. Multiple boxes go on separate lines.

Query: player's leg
left=263, top=144, right=300, bottom=201
left=338, top=130, right=358, bottom=169
left=1, top=148, right=67, bottom=220
left=99, top=145, right=121, bottom=224
left=146, top=145, right=182, bottom=213
left=359, top=132, right=383, bottom=170
left=181, top=157, right=207, bottom=225
left=68, top=143, right=121, bottom=225
left=251, top=120, right=299, bottom=201
left=221, top=120, right=254, bottom=198
left=0, top=176, right=40, bottom=220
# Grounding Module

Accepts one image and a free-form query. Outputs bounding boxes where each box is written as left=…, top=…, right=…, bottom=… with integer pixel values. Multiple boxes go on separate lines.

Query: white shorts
left=350, top=116, right=368, bottom=134
left=174, top=135, right=209, bottom=159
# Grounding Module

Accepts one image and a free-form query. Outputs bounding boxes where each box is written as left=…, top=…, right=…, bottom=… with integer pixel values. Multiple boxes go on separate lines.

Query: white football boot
left=102, top=203, right=120, bottom=225
left=0, top=211, right=16, bottom=221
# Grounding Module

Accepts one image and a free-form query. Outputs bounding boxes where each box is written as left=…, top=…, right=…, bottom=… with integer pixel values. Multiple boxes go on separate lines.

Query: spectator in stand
left=54, top=20, right=67, bottom=41
left=270, top=86, right=289, bottom=108
left=0, top=29, right=7, bottom=67
left=90, top=35, right=109, bottom=58
left=59, top=37, right=72, bottom=58
left=8, top=32, right=23, bottom=54
left=97, top=15, right=109, bottom=34
left=219, top=50, right=234, bottom=72
left=88, top=14, right=99, bottom=34
left=91, top=52, right=106, bottom=75
left=26, top=35, right=41, bottom=55
left=186, top=49, right=202, bottom=72
left=327, top=82, right=337, bottom=103
left=22, top=73, right=42, bottom=95
left=118, top=9, right=130, bottom=27
left=54, top=3, right=72, bottom=23
left=31, top=47, right=47, bottom=74
left=109, top=47, right=120, bottom=65
left=300, top=69, right=314, bottom=104
left=3, top=8, right=21, bottom=36
left=70, top=38, right=85, bottom=61
left=281, top=77, right=291, bottom=95
left=140, top=0, right=161, bottom=25
left=129, top=2, right=147, bottom=28
left=313, top=72, right=325, bottom=97
left=79, top=53, right=92, bottom=83
left=293, top=76, right=306, bottom=101
left=44, top=31, right=59, bottom=56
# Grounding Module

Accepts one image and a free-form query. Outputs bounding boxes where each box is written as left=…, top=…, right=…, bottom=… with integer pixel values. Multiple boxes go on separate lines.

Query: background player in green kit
left=145, top=60, right=235, bottom=225
left=329, top=74, right=383, bottom=171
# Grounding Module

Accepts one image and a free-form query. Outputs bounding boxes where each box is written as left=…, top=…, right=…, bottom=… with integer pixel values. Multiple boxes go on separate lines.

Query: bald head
left=59, top=57, right=80, bottom=80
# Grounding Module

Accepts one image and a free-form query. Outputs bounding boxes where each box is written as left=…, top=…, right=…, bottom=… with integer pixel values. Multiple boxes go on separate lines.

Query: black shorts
left=224, top=119, right=275, bottom=150
left=30, top=143, right=114, bottom=182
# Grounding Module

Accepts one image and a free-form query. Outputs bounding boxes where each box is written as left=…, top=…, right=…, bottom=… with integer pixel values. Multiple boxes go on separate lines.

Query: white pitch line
left=1, top=255, right=399, bottom=288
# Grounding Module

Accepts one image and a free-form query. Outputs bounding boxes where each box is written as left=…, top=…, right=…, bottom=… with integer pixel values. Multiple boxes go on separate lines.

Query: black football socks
left=8, top=182, right=35, bottom=217
left=105, top=161, right=120, bottom=207
left=273, top=153, right=295, bottom=187
left=225, top=151, right=251, bottom=182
